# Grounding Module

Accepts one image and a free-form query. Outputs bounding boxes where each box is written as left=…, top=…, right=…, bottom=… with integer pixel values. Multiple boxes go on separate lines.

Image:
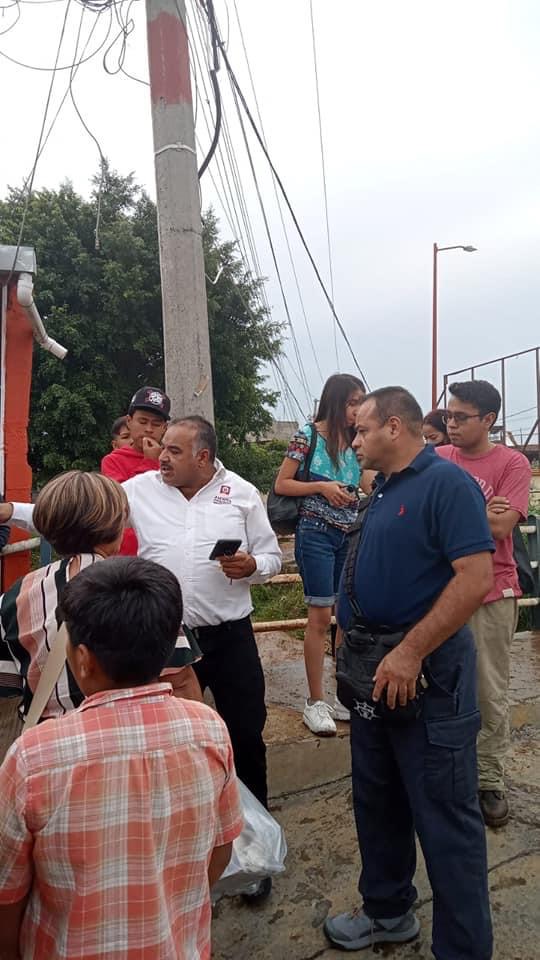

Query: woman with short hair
left=0, top=471, right=200, bottom=726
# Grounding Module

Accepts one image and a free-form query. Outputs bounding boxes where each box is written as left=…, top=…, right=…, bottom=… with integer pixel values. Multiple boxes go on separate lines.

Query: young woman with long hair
left=275, top=373, right=372, bottom=735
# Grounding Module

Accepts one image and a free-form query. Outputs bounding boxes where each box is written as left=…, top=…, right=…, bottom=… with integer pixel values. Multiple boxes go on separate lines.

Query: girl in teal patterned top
left=275, top=374, right=372, bottom=736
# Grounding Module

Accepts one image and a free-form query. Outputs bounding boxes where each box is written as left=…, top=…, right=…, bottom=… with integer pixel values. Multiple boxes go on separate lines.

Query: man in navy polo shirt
left=324, top=387, right=494, bottom=959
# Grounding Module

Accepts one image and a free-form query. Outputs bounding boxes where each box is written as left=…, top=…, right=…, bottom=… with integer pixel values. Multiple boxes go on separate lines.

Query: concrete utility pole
left=146, top=0, right=214, bottom=421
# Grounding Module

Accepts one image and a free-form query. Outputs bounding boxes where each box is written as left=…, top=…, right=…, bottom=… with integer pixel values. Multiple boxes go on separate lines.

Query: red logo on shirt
left=220, top=484, right=231, bottom=496
left=398, top=504, right=406, bottom=516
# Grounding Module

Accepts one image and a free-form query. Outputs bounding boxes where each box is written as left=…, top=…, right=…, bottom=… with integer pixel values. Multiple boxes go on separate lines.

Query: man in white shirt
left=123, top=417, right=281, bottom=838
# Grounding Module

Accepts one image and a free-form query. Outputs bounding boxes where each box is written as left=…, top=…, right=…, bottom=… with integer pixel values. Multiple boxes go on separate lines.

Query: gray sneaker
left=324, top=907, right=420, bottom=951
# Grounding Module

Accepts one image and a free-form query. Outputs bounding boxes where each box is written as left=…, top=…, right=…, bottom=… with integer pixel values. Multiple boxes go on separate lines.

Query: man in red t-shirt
left=101, top=386, right=171, bottom=555
left=437, top=379, right=531, bottom=828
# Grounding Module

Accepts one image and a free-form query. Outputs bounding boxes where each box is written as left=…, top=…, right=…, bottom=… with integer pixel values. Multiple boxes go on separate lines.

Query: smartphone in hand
left=208, top=539, right=242, bottom=561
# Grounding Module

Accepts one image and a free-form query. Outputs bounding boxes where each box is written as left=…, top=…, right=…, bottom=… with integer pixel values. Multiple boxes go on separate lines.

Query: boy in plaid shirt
left=0, top=556, right=242, bottom=960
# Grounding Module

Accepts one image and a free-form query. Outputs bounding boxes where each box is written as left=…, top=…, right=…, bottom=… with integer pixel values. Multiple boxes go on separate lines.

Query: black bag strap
left=298, top=424, right=318, bottom=482
left=343, top=495, right=373, bottom=618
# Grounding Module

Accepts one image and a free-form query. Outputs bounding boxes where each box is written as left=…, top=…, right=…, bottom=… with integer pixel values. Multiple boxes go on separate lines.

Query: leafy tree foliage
left=0, top=168, right=282, bottom=483
left=225, top=439, right=287, bottom=494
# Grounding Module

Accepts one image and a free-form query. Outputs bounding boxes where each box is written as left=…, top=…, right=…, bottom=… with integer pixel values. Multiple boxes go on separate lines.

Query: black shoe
left=479, top=790, right=509, bottom=828
left=242, top=876, right=272, bottom=904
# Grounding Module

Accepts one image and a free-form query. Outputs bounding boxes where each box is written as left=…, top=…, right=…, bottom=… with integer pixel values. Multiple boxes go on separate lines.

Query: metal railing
left=3, top=526, right=540, bottom=632
left=257, top=519, right=540, bottom=633
left=440, top=345, right=540, bottom=454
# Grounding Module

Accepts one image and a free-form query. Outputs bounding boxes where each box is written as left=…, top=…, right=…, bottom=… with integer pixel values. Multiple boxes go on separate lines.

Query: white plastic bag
left=212, top=781, right=287, bottom=897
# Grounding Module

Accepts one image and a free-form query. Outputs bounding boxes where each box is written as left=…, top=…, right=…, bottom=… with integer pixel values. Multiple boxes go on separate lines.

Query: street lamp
left=432, top=243, right=477, bottom=406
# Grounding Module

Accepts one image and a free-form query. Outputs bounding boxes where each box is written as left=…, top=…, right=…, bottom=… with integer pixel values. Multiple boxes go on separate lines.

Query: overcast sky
left=1, top=0, right=539, bottom=431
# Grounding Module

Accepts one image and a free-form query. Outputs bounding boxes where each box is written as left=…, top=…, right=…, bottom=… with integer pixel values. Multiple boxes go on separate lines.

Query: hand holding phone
left=218, top=551, right=257, bottom=581
left=208, top=538, right=242, bottom=561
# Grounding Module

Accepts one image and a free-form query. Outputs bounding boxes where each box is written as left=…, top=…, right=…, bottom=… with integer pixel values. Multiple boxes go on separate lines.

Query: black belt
left=348, top=617, right=410, bottom=636
left=191, top=615, right=251, bottom=642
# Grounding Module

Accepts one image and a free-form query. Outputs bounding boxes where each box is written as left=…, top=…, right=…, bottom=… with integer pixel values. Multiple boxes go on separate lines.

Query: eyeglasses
left=442, top=412, right=482, bottom=425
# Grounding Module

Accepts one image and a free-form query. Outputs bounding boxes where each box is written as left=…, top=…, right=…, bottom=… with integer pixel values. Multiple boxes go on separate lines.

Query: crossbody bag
left=335, top=499, right=426, bottom=723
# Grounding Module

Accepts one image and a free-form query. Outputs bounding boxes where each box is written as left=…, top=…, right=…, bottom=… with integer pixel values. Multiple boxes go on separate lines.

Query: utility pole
left=146, top=0, right=214, bottom=421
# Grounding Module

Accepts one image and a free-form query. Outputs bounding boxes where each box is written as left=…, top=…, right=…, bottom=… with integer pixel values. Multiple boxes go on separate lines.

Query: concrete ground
left=212, top=631, right=540, bottom=959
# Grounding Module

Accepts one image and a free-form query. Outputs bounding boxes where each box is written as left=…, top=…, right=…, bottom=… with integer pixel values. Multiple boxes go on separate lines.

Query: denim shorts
left=295, top=516, right=349, bottom=607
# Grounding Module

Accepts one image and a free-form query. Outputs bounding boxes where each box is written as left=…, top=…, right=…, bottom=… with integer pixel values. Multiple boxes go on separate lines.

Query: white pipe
left=1, top=537, right=41, bottom=555
left=16, top=273, right=67, bottom=360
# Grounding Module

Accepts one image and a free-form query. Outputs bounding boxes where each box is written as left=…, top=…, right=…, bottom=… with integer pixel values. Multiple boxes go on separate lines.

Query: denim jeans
left=350, top=626, right=492, bottom=959
left=295, top=516, right=349, bottom=606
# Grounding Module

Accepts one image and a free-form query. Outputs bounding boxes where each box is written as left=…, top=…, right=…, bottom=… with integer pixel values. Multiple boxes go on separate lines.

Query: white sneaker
left=333, top=695, right=350, bottom=722
left=303, top=700, right=337, bottom=736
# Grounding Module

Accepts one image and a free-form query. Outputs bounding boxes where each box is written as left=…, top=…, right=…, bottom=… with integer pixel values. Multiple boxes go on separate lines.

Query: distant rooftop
left=247, top=420, right=298, bottom=444
left=0, top=246, right=36, bottom=276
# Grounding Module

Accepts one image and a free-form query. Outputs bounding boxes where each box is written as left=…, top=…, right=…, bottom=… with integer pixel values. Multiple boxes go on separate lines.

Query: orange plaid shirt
left=0, top=683, right=243, bottom=960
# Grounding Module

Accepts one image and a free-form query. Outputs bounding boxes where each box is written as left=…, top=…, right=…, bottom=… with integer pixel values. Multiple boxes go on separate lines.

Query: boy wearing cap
left=101, top=387, right=170, bottom=555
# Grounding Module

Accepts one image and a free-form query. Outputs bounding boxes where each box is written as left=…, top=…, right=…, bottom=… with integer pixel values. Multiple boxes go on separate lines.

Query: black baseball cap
left=128, top=386, right=171, bottom=420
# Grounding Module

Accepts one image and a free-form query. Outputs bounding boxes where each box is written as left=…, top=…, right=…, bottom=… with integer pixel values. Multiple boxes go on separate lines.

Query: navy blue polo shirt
left=337, top=444, right=495, bottom=628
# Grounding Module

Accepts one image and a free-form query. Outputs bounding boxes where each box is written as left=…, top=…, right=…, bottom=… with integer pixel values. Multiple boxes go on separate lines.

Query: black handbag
left=267, top=425, right=318, bottom=534
left=512, top=522, right=535, bottom=596
left=335, top=500, right=425, bottom=723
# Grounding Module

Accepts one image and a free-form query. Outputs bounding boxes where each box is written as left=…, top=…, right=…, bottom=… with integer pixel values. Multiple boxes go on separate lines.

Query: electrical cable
left=196, top=0, right=221, bottom=179
left=102, top=0, right=133, bottom=74
left=193, top=3, right=312, bottom=405
left=0, top=3, right=114, bottom=70
left=213, top=26, right=370, bottom=387
left=190, top=1, right=263, bottom=286
left=6, top=0, right=73, bottom=283
left=505, top=405, right=537, bottom=421
left=191, top=1, right=308, bottom=416
left=232, top=0, right=324, bottom=386
left=21, top=5, right=109, bottom=191
left=228, top=73, right=313, bottom=411
left=309, top=0, right=338, bottom=368
left=190, top=12, right=251, bottom=268
left=231, top=272, right=308, bottom=421
left=0, top=0, right=20, bottom=36
left=69, top=1, right=107, bottom=249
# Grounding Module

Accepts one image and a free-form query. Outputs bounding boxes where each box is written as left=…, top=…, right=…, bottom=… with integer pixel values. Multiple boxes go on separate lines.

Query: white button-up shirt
left=123, top=460, right=281, bottom=627
left=10, top=461, right=282, bottom=628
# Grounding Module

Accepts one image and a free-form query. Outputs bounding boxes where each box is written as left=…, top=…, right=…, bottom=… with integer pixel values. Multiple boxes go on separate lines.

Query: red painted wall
left=2, top=283, right=33, bottom=589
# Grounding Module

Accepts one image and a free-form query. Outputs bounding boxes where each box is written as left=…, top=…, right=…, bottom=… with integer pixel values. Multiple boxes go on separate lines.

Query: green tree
left=0, top=169, right=282, bottom=483
left=225, top=439, right=287, bottom=494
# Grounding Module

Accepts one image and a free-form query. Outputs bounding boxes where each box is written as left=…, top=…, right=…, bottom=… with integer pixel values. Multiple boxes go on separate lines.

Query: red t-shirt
left=436, top=444, right=531, bottom=604
left=101, top=447, right=160, bottom=556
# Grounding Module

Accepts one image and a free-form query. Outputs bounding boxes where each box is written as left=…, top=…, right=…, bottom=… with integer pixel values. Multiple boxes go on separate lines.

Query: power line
left=309, top=0, right=338, bottom=368
left=214, top=30, right=370, bottom=388
left=196, top=0, right=221, bottom=179
left=7, top=0, right=73, bottom=282
left=189, top=5, right=258, bottom=279
left=194, top=4, right=313, bottom=408
left=21, top=5, right=109, bottom=191
left=229, top=78, right=313, bottom=410
left=505, top=405, right=537, bottom=421
left=191, top=1, right=309, bottom=418
left=0, top=0, right=116, bottom=70
left=0, top=0, right=20, bottom=36
left=190, top=0, right=264, bottom=287
left=188, top=17, right=308, bottom=418
left=232, top=0, right=324, bottom=387
left=69, top=2, right=108, bottom=248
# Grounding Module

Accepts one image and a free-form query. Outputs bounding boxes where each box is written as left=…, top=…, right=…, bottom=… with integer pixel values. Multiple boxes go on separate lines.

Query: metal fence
left=440, top=345, right=540, bottom=455
left=3, top=525, right=540, bottom=632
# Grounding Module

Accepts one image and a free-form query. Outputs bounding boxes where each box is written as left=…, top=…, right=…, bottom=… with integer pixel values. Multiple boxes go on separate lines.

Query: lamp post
left=432, top=243, right=477, bottom=407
